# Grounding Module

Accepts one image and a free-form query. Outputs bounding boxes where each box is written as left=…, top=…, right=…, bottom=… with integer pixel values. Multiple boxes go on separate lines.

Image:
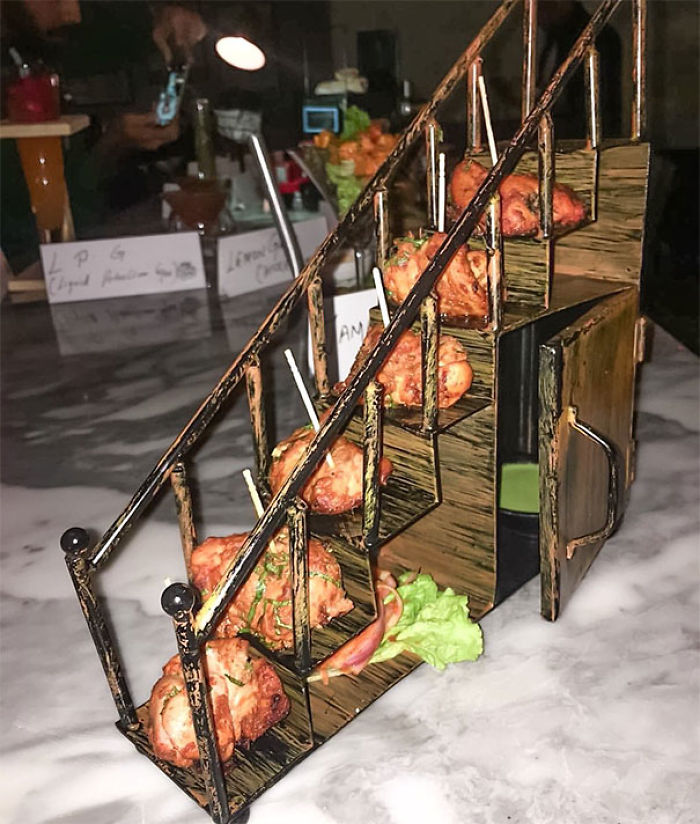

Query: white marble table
left=1, top=289, right=698, bottom=824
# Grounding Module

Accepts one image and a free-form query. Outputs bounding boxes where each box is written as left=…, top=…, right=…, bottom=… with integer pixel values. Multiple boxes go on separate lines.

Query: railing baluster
left=425, top=120, right=439, bottom=229
left=374, top=188, right=391, bottom=270
left=538, top=112, right=554, bottom=238
left=466, top=57, right=483, bottom=152
left=522, top=0, right=537, bottom=122
left=585, top=45, right=601, bottom=149
left=421, top=294, right=439, bottom=433
left=245, top=354, right=270, bottom=493
left=162, top=584, right=229, bottom=824
left=362, top=380, right=384, bottom=553
left=287, top=500, right=311, bottom=675
left=485, top=196, right=504, bottom=332
left=631, top=0, right=647, bottom=141
left=307, top=275, right=330, bottom=398
left=354, top=247, right=365, bottom=289
left=170, top=461, right=197, bottom=580
left=61, top=527, right=139, bottom=730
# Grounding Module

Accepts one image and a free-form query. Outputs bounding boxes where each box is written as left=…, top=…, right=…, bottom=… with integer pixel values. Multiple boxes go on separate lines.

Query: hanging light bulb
left=215, top=35, right=265, bottom=71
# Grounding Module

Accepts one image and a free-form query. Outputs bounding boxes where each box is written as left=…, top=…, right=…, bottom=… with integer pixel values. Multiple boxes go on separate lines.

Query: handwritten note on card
left=308, top=288, right=377, bottom=383
left=40, top=233, right=205, bottom=304
left=217, top=216, right=328, bottom=298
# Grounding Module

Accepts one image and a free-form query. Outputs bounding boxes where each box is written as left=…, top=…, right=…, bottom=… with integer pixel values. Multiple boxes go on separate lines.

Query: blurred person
left=0, top=1, right=207, bottom=270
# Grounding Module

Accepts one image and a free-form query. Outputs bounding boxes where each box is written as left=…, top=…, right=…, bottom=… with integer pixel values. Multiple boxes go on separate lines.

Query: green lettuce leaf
left=370, top=572, right=483, bottom=670
left=325, top=161, right=364, bottom=215
left=340, top=105, right=371, bottom=141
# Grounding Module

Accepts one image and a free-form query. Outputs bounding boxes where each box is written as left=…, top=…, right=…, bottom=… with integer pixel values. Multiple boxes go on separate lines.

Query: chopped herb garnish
left=224, top=672, right=245, bottom=687
left=264, top=558, right=286, bottom=577
left=246, top=576, right=267, bottom=626
left=401, top=235, right=429, bottom=249
left=310, top=570, right=342, bottom=588
left=161, top=685, right=182, bottom=716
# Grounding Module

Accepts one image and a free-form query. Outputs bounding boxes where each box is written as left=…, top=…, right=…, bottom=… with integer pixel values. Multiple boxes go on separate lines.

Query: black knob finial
left=61, top=527, right=90, bottom=554
left=161, top=582, right=198, bottom=616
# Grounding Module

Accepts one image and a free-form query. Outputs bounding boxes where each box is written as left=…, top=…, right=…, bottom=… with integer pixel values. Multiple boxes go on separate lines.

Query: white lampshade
left=215, top=36, right=265, bottom=71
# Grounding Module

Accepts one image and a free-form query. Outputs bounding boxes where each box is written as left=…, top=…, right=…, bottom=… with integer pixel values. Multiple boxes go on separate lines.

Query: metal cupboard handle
left=565, top=405, right=624, bottom=559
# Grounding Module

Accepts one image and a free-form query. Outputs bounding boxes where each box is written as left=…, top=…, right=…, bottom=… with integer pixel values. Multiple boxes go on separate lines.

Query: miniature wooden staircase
left=61, top=0, right=651, bottom=821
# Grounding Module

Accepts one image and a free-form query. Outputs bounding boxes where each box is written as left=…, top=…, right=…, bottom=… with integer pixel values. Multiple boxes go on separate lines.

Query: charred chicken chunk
left=147, top=638, right=289, bottom=768
left=190, top=529, right=354, bottom=649
left=336, top=325, right=473, bottom=409
left=269, top=426, right=393, bottom=515
left=383, top=232, right=489, bottom=320
left=450, top=158, right=587, bottom=237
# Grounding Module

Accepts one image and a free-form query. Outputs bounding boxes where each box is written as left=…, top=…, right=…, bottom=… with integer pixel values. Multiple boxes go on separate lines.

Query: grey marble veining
left=1, top=289, right=698, bottom=824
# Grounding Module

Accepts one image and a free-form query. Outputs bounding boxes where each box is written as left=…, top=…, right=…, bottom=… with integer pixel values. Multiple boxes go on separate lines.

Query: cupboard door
left=539, top=288, right=638, bottom=620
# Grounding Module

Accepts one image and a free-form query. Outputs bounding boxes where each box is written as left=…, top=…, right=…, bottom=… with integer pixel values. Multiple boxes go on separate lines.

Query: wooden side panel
left=503, top=236, right=551, bottom=307
left=470, top=235, right=552, bottom=308
left=445, top=325, right=495, bottom=400
left=307, top=407, right=439, bottom=544
left=379, top=403, right=497, bottom=618
left=555, top=143, right=650, bottom=283
left=309, top=653, right=420, bottom=741
left=539, top=288, right=638, bottom=620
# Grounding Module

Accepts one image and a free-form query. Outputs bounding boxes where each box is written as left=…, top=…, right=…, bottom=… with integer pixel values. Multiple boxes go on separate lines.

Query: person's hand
left=152, top=4, right=208, bottom=65
left=117, top=112, right=180, bottom=152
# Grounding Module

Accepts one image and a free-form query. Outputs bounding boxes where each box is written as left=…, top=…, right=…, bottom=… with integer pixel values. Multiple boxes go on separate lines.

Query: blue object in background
left=155, top=66, right=188, bottom=126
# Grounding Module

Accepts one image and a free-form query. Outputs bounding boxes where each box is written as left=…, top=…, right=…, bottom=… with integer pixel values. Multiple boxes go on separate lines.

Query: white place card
left=217, top=216, right=328, bottom=298
left=40, top=232, right=205, bottom=304
left=308, top=288, right=378, bottom=384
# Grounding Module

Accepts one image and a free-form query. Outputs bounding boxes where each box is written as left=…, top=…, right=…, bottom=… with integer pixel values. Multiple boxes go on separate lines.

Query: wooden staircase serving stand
left=60, top=1, right=651, bottom=820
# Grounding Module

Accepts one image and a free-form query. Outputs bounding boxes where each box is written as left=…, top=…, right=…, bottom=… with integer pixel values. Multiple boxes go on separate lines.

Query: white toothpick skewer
left=437, top=152, right=446, bottom=232
left=242, top=468, right=278, bottom=550
left=242, top=468, right=265, bottom=517
left=283, top=348, right=335, bottom=468
left=284, top=348, right=321, bottom=429
left=477, top=75, right=499, bottom=167
left=372, top=266, right=391, bottom=327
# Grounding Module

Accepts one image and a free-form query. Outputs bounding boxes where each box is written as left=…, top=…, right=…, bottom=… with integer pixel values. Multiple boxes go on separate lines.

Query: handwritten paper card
left=308, top=288, right=377, bottom=383
left=217, top=216, right=327, bottom=298
left=40, top=232, right=205, bottom=304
